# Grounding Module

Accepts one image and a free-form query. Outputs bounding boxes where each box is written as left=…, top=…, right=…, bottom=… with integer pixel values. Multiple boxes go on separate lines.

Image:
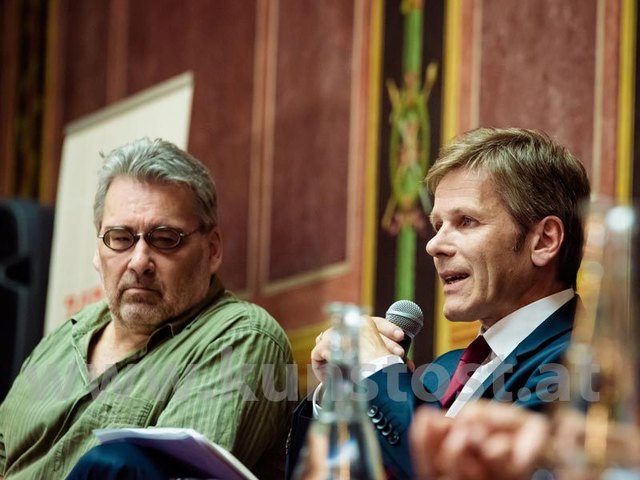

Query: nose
left=426, top=227, right=454, bottom=258
left=127, top=237, right=156, bottom=276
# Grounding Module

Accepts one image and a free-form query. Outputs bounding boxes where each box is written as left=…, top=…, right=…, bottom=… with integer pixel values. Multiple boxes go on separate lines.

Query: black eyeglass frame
left=98, top=225, right=202, bottom=252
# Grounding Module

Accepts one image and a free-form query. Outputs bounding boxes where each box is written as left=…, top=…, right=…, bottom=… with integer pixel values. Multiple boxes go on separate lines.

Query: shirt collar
left=482, top=288, right=575, bottom=360
left=161, top=275, right=226, bottom=337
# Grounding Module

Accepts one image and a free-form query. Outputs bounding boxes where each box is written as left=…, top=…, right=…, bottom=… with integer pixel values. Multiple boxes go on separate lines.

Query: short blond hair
left=426, top=127, right=590, bottom=287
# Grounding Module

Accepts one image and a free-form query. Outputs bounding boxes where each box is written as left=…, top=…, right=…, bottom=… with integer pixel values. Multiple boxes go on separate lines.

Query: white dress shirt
left=445, top=288, right=575, bottom=417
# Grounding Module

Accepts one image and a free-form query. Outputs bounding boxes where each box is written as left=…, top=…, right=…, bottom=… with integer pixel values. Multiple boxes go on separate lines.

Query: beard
left=114, top=291, right=173, bottom=331
left=106, top=274, right=204, bottom=333
left=99, top=244, right=214, bottom=333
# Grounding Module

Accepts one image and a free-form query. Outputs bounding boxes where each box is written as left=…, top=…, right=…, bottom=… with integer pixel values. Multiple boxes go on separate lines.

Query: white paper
left=94, top=427, right=258, bottom=480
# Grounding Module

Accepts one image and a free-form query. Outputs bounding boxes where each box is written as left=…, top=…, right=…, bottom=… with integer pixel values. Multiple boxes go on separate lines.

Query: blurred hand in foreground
left=410, top=401, right=550, bottom=480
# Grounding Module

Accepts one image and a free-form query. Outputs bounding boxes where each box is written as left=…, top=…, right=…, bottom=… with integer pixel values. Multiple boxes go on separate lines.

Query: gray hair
left=93, top=138, right=217, bottom=230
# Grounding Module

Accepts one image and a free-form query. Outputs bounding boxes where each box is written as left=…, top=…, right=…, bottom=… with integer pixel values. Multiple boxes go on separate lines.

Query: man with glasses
left=0, top=138, right=294, bottom=479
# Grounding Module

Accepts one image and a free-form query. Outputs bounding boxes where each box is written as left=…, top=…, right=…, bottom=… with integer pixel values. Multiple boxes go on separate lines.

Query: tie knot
left=459, top=335, right=491, bottom=365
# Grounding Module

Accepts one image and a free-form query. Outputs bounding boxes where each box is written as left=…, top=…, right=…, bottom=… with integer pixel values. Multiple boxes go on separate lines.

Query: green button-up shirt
left=0, top=277, right=295, bottom=479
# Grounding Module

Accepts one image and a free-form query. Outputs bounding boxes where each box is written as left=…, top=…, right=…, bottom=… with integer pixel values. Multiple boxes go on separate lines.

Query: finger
left=410, top=407, right=452, bottom=480
left=438, top=418, right=489, bottom=478
left=455, top=401, right=530, bottom=432
left=359, top=316, right=401, bottom=362
left=480, top=432, right=512, bottom=465
left=438, top=422, right=482, bottom=475
left=381, top=336, right=405, bottom=357
left=310, top=342, right=330, bottom=365
left=510, top=413, right=549, bottom=475
left=310, top=342, right=331, bottom=382
left=372, top=316, right=405, bottom=342
left=480, top=432, right=530, bottom=480
left=315, top=327, right=334, bottom=345
left=455, top=402, right=547, bottom=479
left=364, top=316, right=404, bottom=356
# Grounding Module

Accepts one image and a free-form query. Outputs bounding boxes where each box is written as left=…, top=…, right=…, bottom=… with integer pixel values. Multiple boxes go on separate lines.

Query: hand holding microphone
left=311, top=300, right=424, bottom=382
left=384, top=300, right=424, bottom=352
left=360, top=300, right=424, bottom=361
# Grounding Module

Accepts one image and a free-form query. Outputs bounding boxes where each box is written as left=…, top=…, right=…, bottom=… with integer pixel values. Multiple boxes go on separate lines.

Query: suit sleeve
left=285, top=393, right=314, bottom=480
left=366, top=364, right=417, bottom=479
left=366, top=356, right=456, bottom=479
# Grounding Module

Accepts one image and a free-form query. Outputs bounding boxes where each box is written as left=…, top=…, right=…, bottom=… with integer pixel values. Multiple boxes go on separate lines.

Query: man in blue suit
left=288, top=127, right=591, bottom=479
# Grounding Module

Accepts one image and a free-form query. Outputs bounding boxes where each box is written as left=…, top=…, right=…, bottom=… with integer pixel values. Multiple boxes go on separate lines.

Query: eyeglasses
left=98, top=225, right=201, bottom=251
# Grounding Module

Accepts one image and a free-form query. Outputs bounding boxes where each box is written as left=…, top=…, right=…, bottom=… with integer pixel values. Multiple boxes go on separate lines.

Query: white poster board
left=44, top=72, right=194, bottom=333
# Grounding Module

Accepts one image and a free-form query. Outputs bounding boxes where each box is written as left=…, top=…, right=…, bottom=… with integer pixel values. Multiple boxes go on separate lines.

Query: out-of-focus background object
left=556, top=199, right=640, bottom=476
left=292, top=303, right=384, bottom=480
left=0, top=199, right=53, bottom=399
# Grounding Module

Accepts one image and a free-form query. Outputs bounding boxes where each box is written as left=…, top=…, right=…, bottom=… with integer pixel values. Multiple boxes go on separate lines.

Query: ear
left=93, top=248, right=101, bottom=273
left=207, top=227, right=223, bottom=275
left=529, top=216, right=564, bottom=267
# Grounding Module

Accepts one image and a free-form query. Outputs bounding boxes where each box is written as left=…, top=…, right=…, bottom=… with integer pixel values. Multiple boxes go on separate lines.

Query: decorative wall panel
left=62, top=0, right=109, bottom=124
left=267, top=0, right=354, bottom=284
left=479, top=0, right=598, bottom=171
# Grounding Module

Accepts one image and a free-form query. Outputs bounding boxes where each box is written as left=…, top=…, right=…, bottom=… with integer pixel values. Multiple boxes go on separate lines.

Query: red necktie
left=440, top=335, right=491, bottom=408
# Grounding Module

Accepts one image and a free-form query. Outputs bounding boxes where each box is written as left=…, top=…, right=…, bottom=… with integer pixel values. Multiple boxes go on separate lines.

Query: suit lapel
left=421, top=349, right=463, bottom=406
left=477, top=296, right=577, bottom=399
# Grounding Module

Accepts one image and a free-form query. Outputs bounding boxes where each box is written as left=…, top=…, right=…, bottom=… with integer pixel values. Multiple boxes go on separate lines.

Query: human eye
left=460, top=216, right=477, bottom=227
left=104, top=228, right=134, bottom=250
left=149, top=227, right=181, bottom=249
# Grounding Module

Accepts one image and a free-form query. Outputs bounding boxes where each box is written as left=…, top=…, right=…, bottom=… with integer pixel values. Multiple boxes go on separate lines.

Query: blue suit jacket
left=286, top=297, right=577, bottom=479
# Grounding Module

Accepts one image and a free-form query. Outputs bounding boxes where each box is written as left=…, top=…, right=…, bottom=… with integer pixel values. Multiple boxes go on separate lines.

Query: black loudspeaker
left=0, top=199, right=54, bottom=400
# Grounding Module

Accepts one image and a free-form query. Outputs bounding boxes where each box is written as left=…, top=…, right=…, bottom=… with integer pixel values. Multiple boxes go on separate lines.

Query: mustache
left=117, top=274, right=161, bottom=293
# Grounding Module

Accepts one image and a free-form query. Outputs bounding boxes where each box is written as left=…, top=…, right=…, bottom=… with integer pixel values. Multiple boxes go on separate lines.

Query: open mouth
left=444, top=274, right=469, bottom=285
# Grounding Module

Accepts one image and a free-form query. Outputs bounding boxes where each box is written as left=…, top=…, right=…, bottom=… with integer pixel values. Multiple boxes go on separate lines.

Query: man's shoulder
left=203, top=293, right=276, bottom=327
left=512, top=298, right=576, bottom=359
left=44, top=300, right=110, bottom=337
left=198, top=294, right=290, bottom=347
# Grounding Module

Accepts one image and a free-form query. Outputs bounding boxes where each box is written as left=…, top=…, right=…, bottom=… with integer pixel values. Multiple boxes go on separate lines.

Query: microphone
left=385, top=300, right=424, bottom=352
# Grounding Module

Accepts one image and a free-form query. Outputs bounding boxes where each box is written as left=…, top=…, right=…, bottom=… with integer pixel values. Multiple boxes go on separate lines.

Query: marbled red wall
left=456, top=0, right=622, bottom=197
left=479, top=0, right=597, bottom=171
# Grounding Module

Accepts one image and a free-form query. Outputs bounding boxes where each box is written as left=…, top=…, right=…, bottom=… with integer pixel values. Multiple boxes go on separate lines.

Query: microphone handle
left=398, top=335, right=412, bottom=354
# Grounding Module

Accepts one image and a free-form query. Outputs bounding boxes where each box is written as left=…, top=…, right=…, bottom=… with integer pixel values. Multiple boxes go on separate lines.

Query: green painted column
left=382, top=0, right=437, bottom=302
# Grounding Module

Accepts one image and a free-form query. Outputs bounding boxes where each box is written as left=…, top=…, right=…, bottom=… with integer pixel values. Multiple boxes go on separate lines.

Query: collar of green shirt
left=70, top=275, right=227, bottom=361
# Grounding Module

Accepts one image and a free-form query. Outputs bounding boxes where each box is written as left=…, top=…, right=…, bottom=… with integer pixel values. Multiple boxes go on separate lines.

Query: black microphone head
left=385, top=300, right=424, bottom=340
